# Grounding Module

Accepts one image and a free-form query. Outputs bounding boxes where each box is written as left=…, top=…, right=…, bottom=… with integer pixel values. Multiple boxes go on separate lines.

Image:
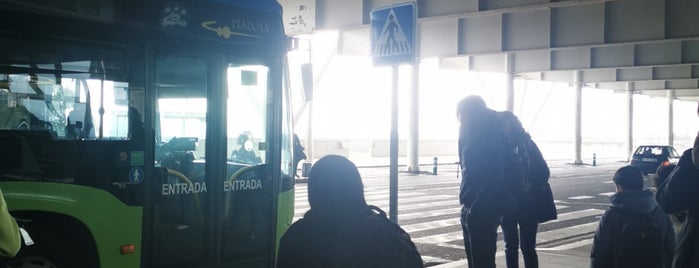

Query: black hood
left=610, top=189, right=657, bottom=214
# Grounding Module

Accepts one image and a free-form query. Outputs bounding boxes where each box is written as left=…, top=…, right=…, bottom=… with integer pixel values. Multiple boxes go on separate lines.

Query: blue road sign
left=371, top=2, right=416, bottom=66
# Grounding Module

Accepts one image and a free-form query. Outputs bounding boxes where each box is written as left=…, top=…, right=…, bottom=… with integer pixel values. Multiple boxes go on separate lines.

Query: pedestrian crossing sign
left=371, top=2, right=416, bottom=66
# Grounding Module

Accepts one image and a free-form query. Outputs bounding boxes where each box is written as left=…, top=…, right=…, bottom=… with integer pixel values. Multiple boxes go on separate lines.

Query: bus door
left=149, top=54, right=213, bottom=268
left=148, top=53, right=279, bottom=268
left=219, top=64, right=277, bottom=267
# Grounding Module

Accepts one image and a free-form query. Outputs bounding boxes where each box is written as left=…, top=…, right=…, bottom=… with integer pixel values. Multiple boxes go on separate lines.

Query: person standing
left=653, top=164, right=685, bottom=233
left=456, top=95, right=514, bottom=268
left=499, top=111, right=555, bottom=268
left=292, top=133, right=306, bottom=178
left=656, top=137, right=699, bottom=267
left=591, top=166, right=675, bottom=268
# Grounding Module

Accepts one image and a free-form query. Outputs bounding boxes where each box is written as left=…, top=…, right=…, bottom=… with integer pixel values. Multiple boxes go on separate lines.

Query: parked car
left=629, top=145, right=680, bottom=175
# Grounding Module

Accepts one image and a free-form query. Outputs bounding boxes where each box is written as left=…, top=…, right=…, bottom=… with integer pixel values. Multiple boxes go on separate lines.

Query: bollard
left=593, top=153, right=597, bottom=166
left=432, top=157, right=438, bottom=175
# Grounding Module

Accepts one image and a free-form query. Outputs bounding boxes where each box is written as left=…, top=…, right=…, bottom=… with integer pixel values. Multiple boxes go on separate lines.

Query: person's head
left=128, top=107, right=144, bottom=140
left=238, top=132, right=254, bottom=151
left=128, top=107, right=143, bottom=126
left=307, top=155, right=367, bottom=216
left=456, top=95, right=488, bottom=128
left=654, top=163, right=676, bottom=188
left=613, top=166, right=644, bottom=192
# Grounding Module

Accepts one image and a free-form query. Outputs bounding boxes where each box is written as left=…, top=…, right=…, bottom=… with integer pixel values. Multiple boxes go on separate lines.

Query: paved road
left=292, top=160, right=648, bottom=267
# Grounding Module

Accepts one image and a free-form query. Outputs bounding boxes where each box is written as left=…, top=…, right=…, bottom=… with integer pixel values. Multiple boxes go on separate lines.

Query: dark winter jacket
left=277, top=207, right=423, bottom=268
left=590, top=190, right=675, bottom=268
left=458, top=109, right=513, bottom=217
left=277, top=155, right=423, bottom=268
left=656, top=148, right=699, bottom=268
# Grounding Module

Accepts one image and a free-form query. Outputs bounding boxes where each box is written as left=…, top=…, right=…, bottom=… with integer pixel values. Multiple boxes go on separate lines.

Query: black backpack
left=612, top=208, right=665, bottom=268
left=500, top=112, right=549, bottom=198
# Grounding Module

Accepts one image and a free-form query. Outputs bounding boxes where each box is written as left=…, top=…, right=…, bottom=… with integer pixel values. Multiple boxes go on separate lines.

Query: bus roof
left=209, top=0, right=282, bottom=14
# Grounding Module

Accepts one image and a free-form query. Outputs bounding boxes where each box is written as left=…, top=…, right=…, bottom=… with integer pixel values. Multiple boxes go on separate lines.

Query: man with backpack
left=456, top=95, right=515, bottom=268
left=590, top=166, right=675, bottom=268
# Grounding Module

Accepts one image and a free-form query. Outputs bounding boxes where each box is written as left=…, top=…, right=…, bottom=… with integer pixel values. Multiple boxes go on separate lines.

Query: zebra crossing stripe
left=420, top=255, right=453, bottom=265
left=598, top=192, right=615, bottom=196
left=294, top=198, right=458, bottom=218
left=402, top=218, right=460, bottom=233
left=546, top=208, right=604, bottom=223
left=399, top=207, right=460, bottom=221
left=293, top=192, right=426, bottom=208
left=568, top=195, right=595, bottom=200
left=538, top=238, right=594, bottom=251
left=411, top=210, right=600, bottom=245
left=534, top=222, right=598, bottom=243
left=401, top=208, right=603, bottom=234
left=294, top=193, right=452, bottom=210
left=430, top=259, right=467, bottom=268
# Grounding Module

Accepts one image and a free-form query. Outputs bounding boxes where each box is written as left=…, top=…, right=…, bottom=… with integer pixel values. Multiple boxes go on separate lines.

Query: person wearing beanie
left=277, top=155, right=423, bottom=268
left=590, top=166, right=675, bottom=268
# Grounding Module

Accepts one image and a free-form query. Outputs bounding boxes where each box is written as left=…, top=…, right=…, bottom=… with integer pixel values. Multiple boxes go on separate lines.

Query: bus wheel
left=6, top=228, right=84, bottom=268
left=7, top=256, right=58, bottom=268
left=7, top=213, right=98, bottom=268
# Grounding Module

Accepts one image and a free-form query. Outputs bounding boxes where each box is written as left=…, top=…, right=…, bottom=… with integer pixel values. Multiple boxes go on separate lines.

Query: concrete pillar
left=506, top=54, right=515, bottom=112
left=573, top=71, right=583, bottom=165
left=626, top=83, right=634, bottom=161
left=668, top=90, right=675, bottom=147
left=407, top=63, right=420, bottom=173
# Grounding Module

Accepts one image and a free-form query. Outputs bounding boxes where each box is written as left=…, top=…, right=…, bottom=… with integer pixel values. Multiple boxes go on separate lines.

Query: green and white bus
left=0, top=0, right=298, bottom=267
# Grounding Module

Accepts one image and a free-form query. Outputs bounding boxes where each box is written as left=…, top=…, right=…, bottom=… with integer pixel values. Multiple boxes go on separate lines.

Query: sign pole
left=370, top=1, right=416, bottom=223
left=389, top=65, right=399, bottom=222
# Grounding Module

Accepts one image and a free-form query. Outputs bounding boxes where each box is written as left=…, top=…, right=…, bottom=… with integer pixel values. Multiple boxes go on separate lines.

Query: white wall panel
left=635, top=42, right=682, bottom=66
left=459, top=15, right=502, bottom=53
left=653, top=66, right=691, bottom=80
left=316, top=0, right=364, bottom=29
left=604, top=0, right=665, bottom=43
left=419, top=19, right=459, bottom=58
left=418, top=0, right=478, bottom=17
left=514, top=51, right=550, bottom=72
left=551, top=3, right=605, bottom=47
left=592, top=45, right=634, bottom=68
left=470, top=54, right=506, bottom=72
left=583, top=69, right=617, bottom=83
left=552, top=48, right=591, bottom=70
left=617, top=68, right=653, bottom=82
left=502, top=10, right=550, bottom=50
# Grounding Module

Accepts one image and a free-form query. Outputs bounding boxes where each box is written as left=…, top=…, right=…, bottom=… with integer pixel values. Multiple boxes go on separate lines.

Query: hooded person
left=277, top=155, right=423, bottom=268
left=590, top=166, right=675, bottom=268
